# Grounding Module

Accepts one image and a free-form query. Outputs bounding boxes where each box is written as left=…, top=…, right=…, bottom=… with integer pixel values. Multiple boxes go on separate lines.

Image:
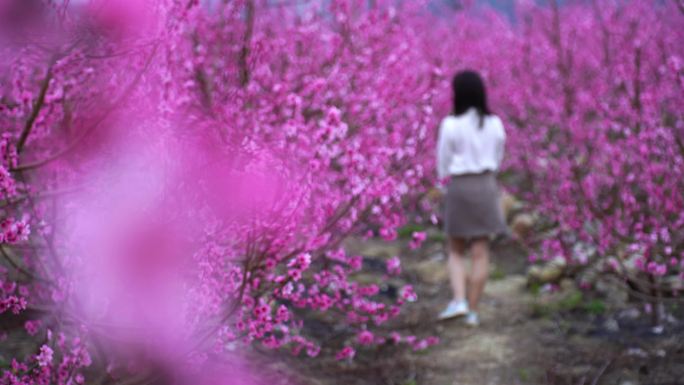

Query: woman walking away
left=436, top=70, right=507, bottom=327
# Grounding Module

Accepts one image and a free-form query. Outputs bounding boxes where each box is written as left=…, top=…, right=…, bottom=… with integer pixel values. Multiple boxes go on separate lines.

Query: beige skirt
left=444, top=171, right=508, bottom=239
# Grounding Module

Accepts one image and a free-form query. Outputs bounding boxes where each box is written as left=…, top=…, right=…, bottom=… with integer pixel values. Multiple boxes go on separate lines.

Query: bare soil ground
left=253, top=236, right=684, bottom=385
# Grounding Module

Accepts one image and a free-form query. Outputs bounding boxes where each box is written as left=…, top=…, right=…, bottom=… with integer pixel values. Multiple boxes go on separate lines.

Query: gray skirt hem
left=443, top=172, right=508, bottom=239
left=444, top=228, right=509, bottom=239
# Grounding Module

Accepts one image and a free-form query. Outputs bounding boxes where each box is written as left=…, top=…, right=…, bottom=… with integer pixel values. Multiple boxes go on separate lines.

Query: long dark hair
left=452, top=70, right=491, bottom=128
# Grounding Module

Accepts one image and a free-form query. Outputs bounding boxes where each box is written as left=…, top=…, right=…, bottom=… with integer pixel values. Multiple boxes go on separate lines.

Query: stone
left=617, top=307, right=641, bottom=320
left=626, top=347, right=648, bottom=358
left=500, top=191, right=522, bottom=219
left=510, top=213, right=535, bottom=239
left=527, top=258, right=566, bottom=284
left=595, top=279, right=628, bottom=308
left=664, top=311, right=678, bottom=324
left=540, top=258, right=566, bottom=282
left=603, top=317, right=620, bottom=333
left=526, top=265, right=543, bottom=283
left=559, top=278, right=575, bottom=291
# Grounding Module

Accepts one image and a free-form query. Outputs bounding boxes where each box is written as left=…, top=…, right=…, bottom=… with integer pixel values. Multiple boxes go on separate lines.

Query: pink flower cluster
left=0, top=217, right=30, bottom=244
left=335, top=331, right=439, bottom=361
left=2, top=331, right=91, bottom=385
left=386, top=256, right=401, bottom=276
left=0, top=280, right=26, bottom=315
left=0, top=135, right=17, bottom=199
left=287, top=253, right=312, bottom=282
left=409, top=231, right=427, bottom=250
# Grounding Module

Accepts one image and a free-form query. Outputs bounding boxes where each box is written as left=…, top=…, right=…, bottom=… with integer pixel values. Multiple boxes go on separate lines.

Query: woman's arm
left=495, top=118, right=506, bottom=168
left=436, top=119, right=452, bottom=180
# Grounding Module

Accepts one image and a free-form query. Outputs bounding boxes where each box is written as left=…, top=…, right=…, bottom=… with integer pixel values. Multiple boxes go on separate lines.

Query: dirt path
left=418, top=274, right=533, bottom=384
left=394, top=240, right=561, bottom=385
left=256, top=237, right=684, bottom=385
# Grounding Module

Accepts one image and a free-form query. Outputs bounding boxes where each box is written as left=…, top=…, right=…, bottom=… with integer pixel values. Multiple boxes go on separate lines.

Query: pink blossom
left=24, top=320, right=41, bottom=336
left=36, top=345, right=53, bottom=367
left=386, top=256, right=401, bottom=276
left=348, top=255, right=363, bottom=271
left=0, top=295, right=26, bottom=315
left=357, top=330, right=374, bottom=346
left=399, top=285, right=417, bottom=302
left=0, top=166, right=16, bottom=198
left=409, top=231, right=427, bottom=250
left=335, top=346, right=356, bottom=361
left=275, top=305, right=290, bottom=323
left=379, top=227, right=397, bottom=241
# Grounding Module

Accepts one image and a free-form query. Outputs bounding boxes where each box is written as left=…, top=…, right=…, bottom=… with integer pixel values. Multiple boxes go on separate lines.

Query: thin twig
left=17, top=63, right=54, bottom=153
left=12, top=43, right=160, bottom=172
left=607, top=275, right=683, bottom=304
left=676, top=0, right=684, bottom=15
left=0, top=245, right=52, bottom=285
left=239, top=0, right=255, bottom=87
left=590, top=359, right=612, bottom=385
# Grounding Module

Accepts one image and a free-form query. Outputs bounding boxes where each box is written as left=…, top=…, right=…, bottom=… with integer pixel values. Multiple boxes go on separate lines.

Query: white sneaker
left=438, top=300, right=469, bottom=320
left=464, top=312, right=480, bottom=327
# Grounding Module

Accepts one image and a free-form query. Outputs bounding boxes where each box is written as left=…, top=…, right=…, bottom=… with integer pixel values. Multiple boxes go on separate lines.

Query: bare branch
left=0, top=245, right=52, bottom=285
left=590, top=359, right=612, bottom=385
left=12, top=43, right=160, bottom=172
left=676, top=0, right=684, bottom=15
left=239, top=0, right=255, bottom=87
left=17, top=63, right=53, bottom=153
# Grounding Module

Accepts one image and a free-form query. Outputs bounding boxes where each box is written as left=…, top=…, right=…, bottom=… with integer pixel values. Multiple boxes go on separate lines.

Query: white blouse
left=436, top=108, right=506, bottom=179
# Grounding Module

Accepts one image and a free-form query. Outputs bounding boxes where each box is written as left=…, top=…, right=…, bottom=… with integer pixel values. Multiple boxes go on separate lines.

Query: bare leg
left=467, top=237, right=490, bottom=312
left=447, top=237, right=467, bottom=302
